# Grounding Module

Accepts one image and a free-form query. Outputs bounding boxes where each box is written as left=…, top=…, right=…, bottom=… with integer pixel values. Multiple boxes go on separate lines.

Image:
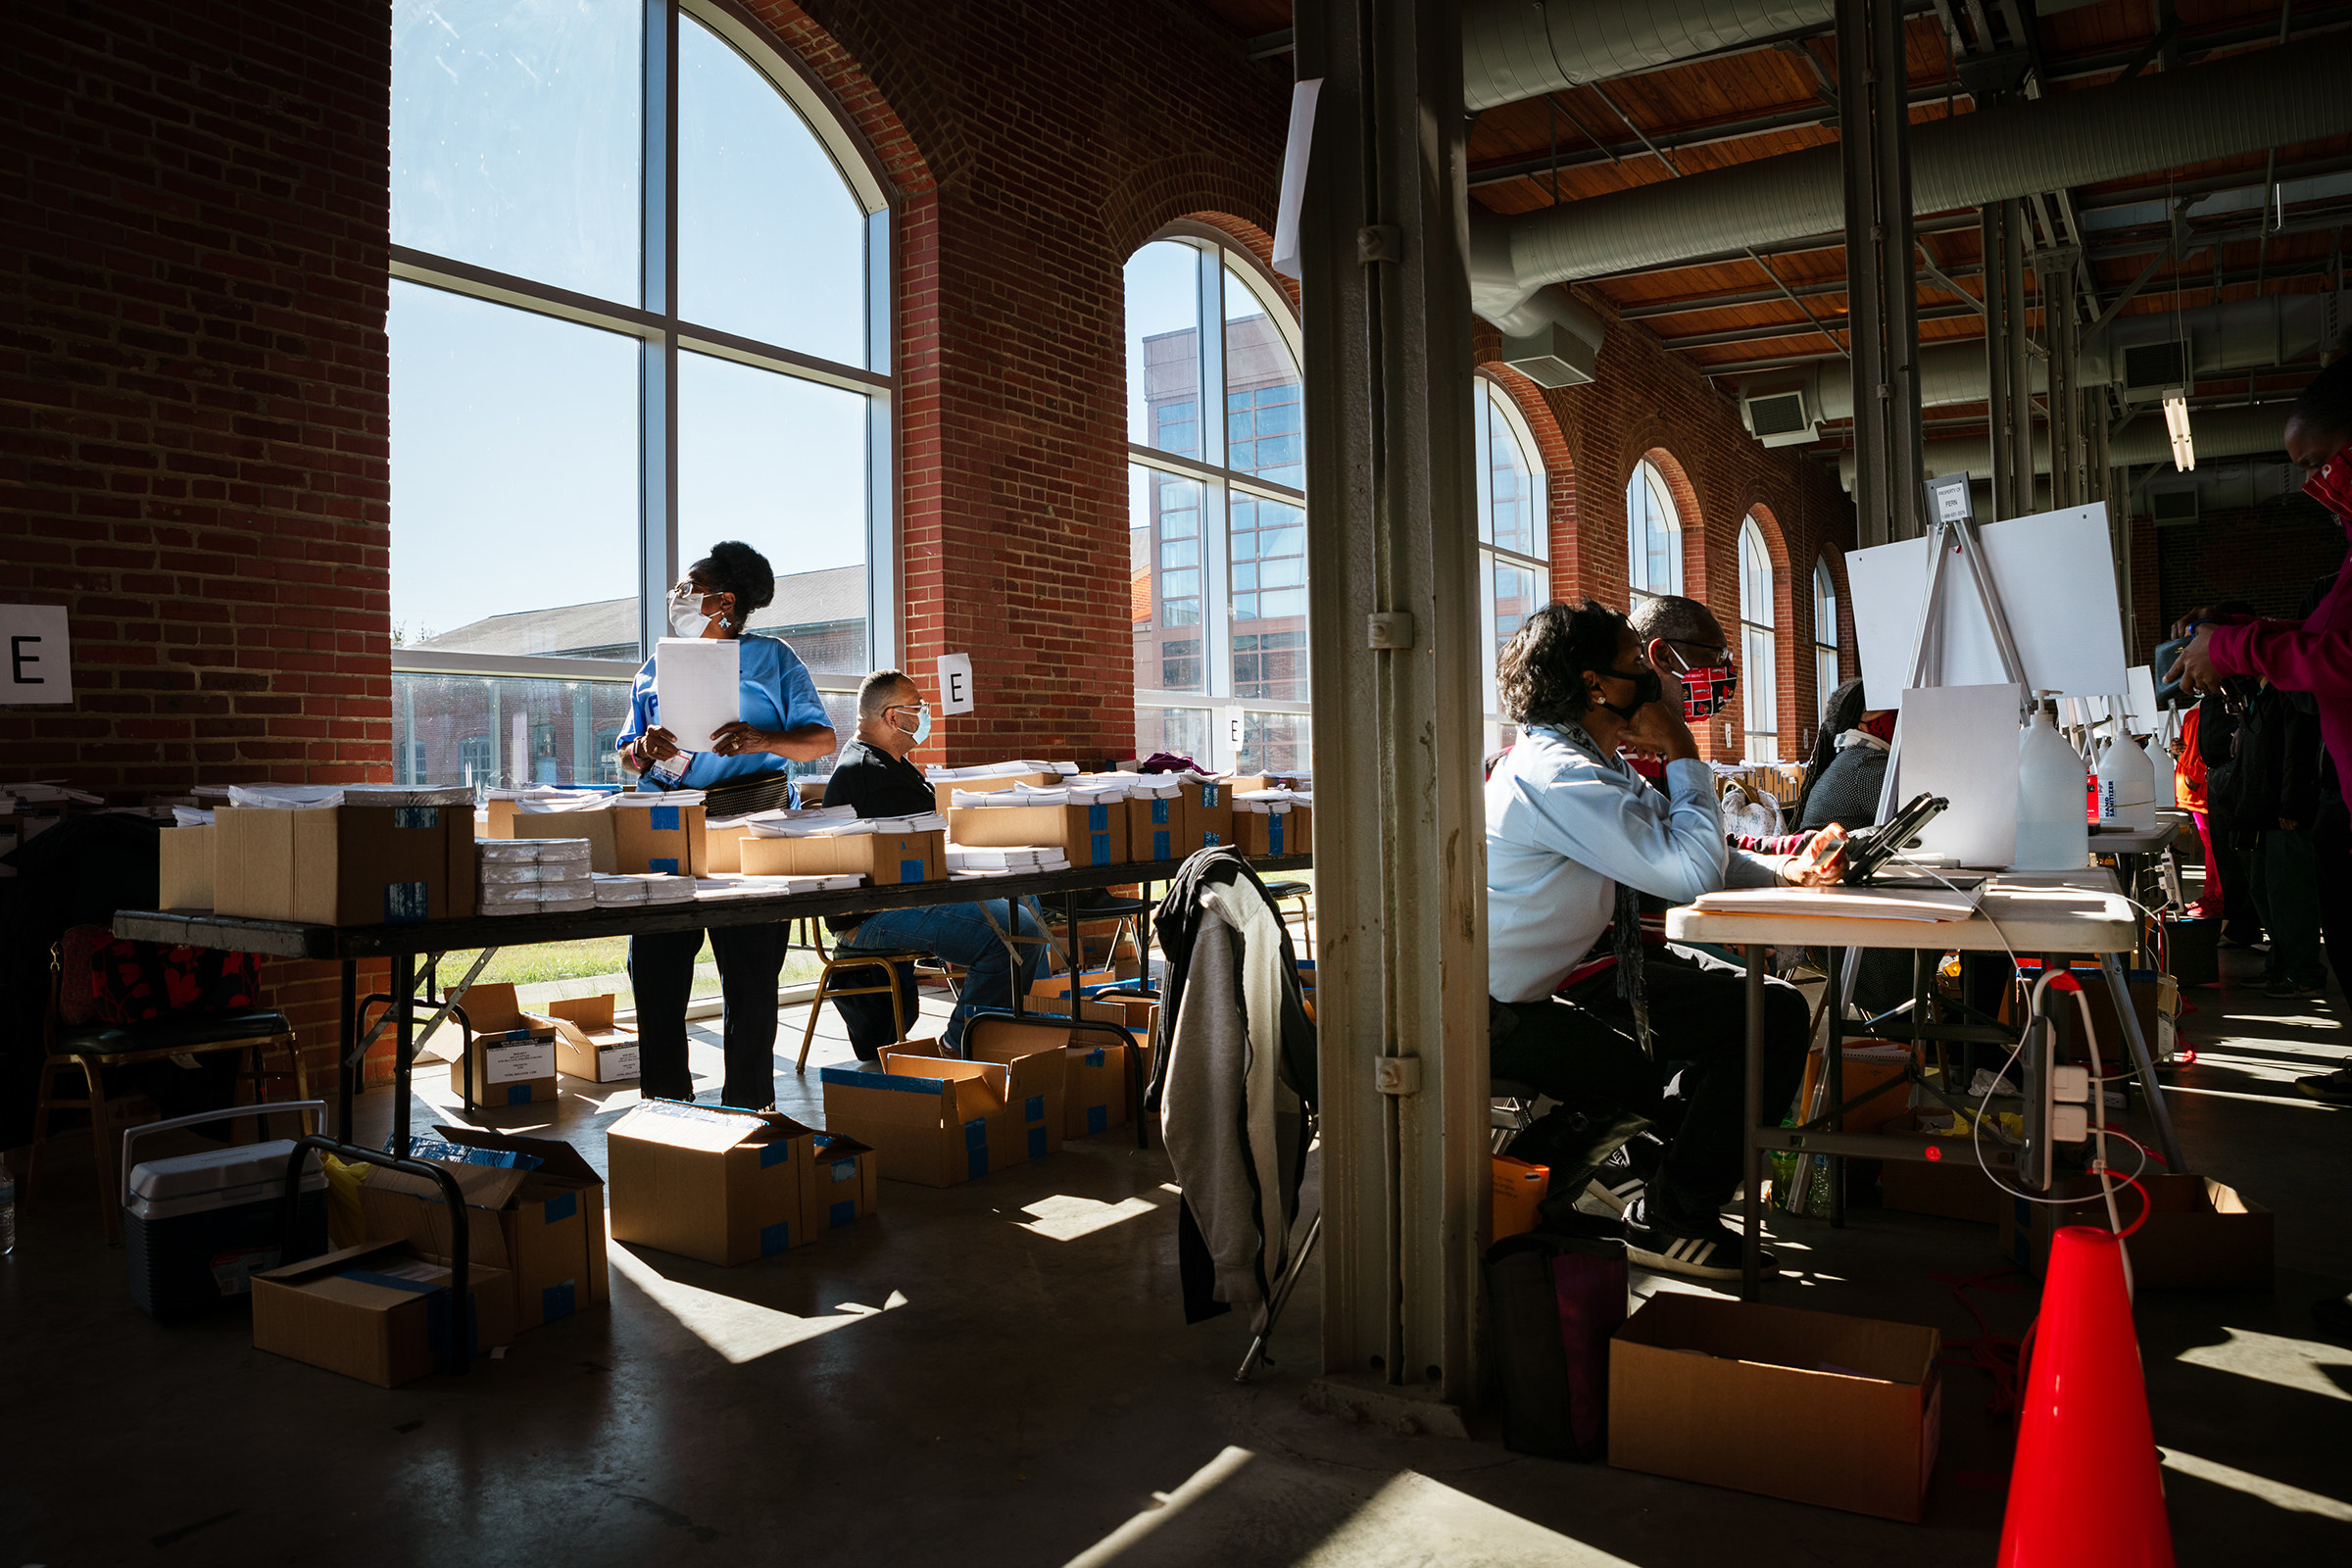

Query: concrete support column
left=1295, top=0, right=1490, bottom=1423
left=1838, top=0, right=1924, bottom=545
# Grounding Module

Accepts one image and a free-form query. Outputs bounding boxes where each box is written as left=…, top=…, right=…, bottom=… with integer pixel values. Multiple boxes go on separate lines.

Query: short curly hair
left=1495, top=600, right=1629, bottom=728
left=691, top=540, right=777, bottom=618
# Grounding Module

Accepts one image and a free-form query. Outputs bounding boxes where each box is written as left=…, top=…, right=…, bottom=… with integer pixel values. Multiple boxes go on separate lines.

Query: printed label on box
left=393, top=807, right=441, bottom=829
left=483, top=1040, right=554, bottom=1085
left=603, top=1046, right=641, bottom=1080
left=384, top=881, right=430, bottom=923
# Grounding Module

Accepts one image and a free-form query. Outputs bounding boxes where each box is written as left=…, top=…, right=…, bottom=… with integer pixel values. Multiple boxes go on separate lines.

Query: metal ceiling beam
left=1247, top=28, right=1296, bottom=61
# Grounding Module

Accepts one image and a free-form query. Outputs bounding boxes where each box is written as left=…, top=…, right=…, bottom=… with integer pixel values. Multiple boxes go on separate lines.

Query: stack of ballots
left=477, top=838, right=594, bottom=916
left=591, top=871, right=697, bottom=908
left=946, top=845, right=1071, bottom=878
left=744, top=805, right=949, bottom=838
left=693, top=872, right=865, bottom=898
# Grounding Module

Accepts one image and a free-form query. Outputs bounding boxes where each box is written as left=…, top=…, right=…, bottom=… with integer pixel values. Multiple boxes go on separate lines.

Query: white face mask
left=668, top=586, right=716, bottom=638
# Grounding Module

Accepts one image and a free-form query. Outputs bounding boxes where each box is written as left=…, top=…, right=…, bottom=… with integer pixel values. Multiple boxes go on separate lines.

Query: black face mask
left=1594, top=663, right=1664, bottom=721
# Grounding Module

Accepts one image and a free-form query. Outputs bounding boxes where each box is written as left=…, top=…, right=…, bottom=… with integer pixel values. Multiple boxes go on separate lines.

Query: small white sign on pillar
left=936, top=653, right=975, bottom=716
left=1224, top=705, right=1246, bottom=769
left=0, top=606, right=74, bottom=706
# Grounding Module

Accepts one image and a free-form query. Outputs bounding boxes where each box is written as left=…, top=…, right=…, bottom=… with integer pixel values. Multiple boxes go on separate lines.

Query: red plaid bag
left=56, top=925, right=262, bottom=1027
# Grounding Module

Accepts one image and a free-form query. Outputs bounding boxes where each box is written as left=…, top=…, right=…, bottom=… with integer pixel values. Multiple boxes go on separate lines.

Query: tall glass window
left=1739, top=517, right=1778, bottom=761
left=1626, top=460, right=1684, bottom=612
left=1476, top=378, right=1549, bottom=747
left=389, top=1, right=893, bottom=788
left=1126, top=233, right=1308, bottom=772
left=1813, top=559, right=1841, bottom=727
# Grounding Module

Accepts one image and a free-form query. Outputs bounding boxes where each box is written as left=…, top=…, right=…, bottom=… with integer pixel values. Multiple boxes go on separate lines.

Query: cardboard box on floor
left=948, top=801, right=1130, bottom=869
left=739, top=828, right=944, bottom=885
left=809, top=1132, right=880, bottom=1232
left=447, top=982, right=559, bottom=1106
left=614, top=798, right=708, bottom=876
left=1796, top=1045, right=1917, bottom=1137
left=357, top=1125, right=610, bottom=1333
left=158, top=823, right=215, bottom=909
left=546, top=994, right=640, bottom=1083
left=606, top=1100, right=818, bottom=1265
left=214, top=801, right=475, bottom=926
left=930, top=770, right=1056, bottom=815
left=1610, top=1294, right=1942, bottom=1523
left=1878, top=1153, right=2008, bottom=1225
left=965, top=1015, right=1083, bottom=1157
left=251, top=1240, right=514, bottom=1388
left=484, top=800, right=618, bottom=874
left=817, top=1045, right=1030, bottom=1187
left=1999, top=1173, right=2272, bottom=1288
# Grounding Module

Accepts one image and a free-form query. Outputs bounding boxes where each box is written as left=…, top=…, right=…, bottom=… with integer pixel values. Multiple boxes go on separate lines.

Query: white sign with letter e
left=936, top=653, right=975, bottom=716
left=0, top=606, right=73, bottom=705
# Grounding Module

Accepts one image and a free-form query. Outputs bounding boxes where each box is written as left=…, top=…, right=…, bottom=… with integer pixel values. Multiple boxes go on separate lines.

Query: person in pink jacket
left=2168, top=357, right=2352, bottom=1339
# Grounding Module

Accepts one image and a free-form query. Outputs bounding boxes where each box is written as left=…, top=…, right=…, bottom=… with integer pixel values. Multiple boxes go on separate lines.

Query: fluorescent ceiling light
left=2163, top=387, right=2195, bottom=472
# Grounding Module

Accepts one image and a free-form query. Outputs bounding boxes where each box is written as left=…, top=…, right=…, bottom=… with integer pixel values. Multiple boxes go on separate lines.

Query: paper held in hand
left=653, top=637, right=740, bottom=748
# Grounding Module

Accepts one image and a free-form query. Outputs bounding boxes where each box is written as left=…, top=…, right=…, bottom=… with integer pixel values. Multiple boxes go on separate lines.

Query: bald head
left=1629, top=594, right=1725, bottom=652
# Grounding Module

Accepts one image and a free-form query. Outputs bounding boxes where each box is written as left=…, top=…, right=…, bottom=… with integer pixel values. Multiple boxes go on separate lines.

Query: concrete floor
left=6, top=951, right=2351, bottom=1566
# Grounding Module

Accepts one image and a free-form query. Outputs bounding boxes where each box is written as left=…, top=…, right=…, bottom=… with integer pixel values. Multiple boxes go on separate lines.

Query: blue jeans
left=833, top=899, right=1048, bottom=1056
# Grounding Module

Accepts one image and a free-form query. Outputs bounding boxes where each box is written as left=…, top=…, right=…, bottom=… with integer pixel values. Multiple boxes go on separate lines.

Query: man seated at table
left=821, top=668, right=1049, bottom=1061
left=1487, top=600, right=1842, bottom=1280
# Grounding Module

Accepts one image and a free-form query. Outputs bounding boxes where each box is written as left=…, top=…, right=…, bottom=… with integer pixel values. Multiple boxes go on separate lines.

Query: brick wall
left=2, top=0, right=393, bottom=1094
left=1480, top=308, right=1860, bottom=763
left=2154, top=496, right=2347, bottom=627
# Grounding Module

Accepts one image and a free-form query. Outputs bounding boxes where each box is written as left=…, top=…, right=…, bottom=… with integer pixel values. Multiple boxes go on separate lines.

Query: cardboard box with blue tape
left=356, top=1124, right=609, bottom=1334
left=614, top=794, right=709, bottom=877
left=546, top=993, right=640, bottom=1084
left=947, top=800, right=1130, bottom=868
left=252, top=1240, right=514, bottom=1388
left=486, top=797, right=619, bottom=874
left=1172, top=776, right=1233, bottom=853
left=818, top=1045, right=1036, bottom=1187
left=739, top=826, right=944, bottom=885
left=213, top=788, right=476, bottom=926
left=606, top=1100, right=817, bottom=1266
left=964, top=1016, right=1083, bottom=1157
left=808, top=1132, right=880, bottom=1232
left=443, top=982, right=560, bottom=1106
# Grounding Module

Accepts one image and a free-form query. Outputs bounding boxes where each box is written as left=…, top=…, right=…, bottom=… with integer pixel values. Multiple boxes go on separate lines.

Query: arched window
left=387, top=1, right=890, bottom=787
left=1813, top=559, right=1841, bottom=725
left=1476, top=378, right=1548, bottom=743
left=1126, top=231, right=1307, bottom=773
left=1626, top=460, right=1684, bottom=612
left=1738, top=517, right=1778, bottom=760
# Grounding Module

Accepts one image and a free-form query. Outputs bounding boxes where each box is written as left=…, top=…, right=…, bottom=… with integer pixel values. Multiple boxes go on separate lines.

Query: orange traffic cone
left=1997, top=1226, right=2176, bottom=1567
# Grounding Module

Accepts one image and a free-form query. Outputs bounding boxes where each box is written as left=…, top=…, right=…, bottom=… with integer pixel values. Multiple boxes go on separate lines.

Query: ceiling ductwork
left=1835, top=401, right=2292, bottom=488
left=1462, top=0, right=1835, bottom=114
left=1741, top=292, right=2349, bottom=442
left=1481, top=33, right=2352, bottom=301
left=1470, top=209, right=1610, bottom=387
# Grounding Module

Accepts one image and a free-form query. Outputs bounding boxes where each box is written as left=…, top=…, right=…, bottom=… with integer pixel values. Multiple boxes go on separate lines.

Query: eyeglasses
left=1666, top=640, right=1737, bottom=671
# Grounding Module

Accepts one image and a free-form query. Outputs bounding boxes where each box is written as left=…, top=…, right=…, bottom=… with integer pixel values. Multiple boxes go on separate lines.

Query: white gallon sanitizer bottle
left=2015, top=694, right=2091, bottom=870
left=2097, top=713, right=2157, bottom=832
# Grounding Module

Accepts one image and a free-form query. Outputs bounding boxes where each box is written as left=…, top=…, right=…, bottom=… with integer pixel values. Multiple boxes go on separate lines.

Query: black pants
left=2316, top=797, right=2352, bottom=999
left=1491, top=945, right=1809, bottom=1221
left=2210, top=806, right=2263, bottom=941
left=628, top=923, right=788, bottom=1108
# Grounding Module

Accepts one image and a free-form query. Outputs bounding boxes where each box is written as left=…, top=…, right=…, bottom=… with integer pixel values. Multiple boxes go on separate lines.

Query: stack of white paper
left=748, top=806, right=876, bottom=838
left=947, top=845, right=1072, bottom=872
left=478, top=837, right=596, bottom=915
left=652, top=636, right=740, bottom=749
left=614, top=788, right=707, bottom=808
left=229, top=784, right=470, bottom=810
left=590, top=871, right=699, bottom=906
left=693, top=872, right=865, bottom=898
left=489, top=786, right=614, bottom=814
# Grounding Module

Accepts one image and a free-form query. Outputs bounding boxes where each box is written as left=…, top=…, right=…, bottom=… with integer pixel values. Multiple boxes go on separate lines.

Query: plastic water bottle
left=2143, top=731, right=2177, bottom=813
left=2016, top=697, right=2091, bottom=870
left=2098, top=722, right=2157, bottom=831
left=1, top=1158, right=14, bottom=1255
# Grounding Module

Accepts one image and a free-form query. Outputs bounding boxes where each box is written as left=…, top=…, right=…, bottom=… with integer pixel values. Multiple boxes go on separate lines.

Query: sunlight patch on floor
left=1063, top=1446, right=1256, bottom=1568
left=2177, top=1327, right=2352, bottom=1404
left=1294, top=1470, right=1644, bottom=1567
left=609, top=1243, right=905, bottom=1364
left=1017, top=1193, right=1162, bottom=1242
left=2161, top=1446, right=2352, bottom=1520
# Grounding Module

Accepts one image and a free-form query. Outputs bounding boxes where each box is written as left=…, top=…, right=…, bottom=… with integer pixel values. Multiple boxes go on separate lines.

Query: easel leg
left=1743, top=944, right=1765, bottom=1302
left=2101, top=953, right=2187, bottom=1171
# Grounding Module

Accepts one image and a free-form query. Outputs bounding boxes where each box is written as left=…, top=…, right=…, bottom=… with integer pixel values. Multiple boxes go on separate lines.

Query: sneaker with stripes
left=1623, top=1196, right=1777, bottom=1282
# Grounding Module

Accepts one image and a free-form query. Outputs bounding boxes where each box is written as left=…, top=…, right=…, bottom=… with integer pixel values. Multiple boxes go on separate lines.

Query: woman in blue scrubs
left=616, top=541, right=836, bottom=1108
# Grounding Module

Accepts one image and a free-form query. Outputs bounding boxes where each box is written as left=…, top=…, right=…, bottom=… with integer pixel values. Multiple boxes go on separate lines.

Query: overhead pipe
left=1740, top=291, right=2349, bottom=427
left=1492, top=34, right=2352, bottom=291
left=1462, top=0, right=1836, bottom=114
left=1836, top=402, right=2292, bottom=488
left=1470, top=209, right=1609, bottom=386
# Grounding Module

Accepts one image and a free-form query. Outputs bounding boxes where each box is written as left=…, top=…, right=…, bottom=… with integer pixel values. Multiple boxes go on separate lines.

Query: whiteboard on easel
left=1848, top=505, right=2131, bottom=709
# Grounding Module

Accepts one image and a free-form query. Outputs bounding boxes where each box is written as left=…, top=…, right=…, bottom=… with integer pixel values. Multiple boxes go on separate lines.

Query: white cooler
left=122, top=1102, right=329, bottom=1320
